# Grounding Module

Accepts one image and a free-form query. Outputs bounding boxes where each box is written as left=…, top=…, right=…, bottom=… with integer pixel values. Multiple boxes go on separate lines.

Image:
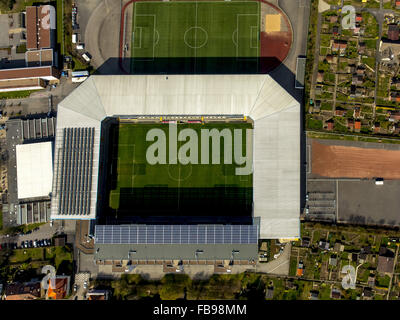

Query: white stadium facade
left=51, top=75, right=300, bottom=262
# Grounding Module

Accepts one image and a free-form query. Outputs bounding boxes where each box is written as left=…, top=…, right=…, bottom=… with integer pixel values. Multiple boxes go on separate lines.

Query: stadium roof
left=16, top=141, right=53, bottom=200
left=52, top=75, right=300, bottom=239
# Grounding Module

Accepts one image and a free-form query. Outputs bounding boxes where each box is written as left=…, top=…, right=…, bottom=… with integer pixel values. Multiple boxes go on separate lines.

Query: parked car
left=83, top=281, right=88, bottom=289
left=28, top=240, right=33, bottom=248
left=33, top=240, right=37, bottom=248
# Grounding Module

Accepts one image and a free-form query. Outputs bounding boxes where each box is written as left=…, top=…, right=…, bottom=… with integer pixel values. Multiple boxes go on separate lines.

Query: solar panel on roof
left=94, top=224, right=258, bottom=245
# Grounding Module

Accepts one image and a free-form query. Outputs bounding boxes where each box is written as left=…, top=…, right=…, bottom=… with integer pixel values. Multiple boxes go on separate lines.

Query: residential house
left=361, top=246, right=372, bottom=254
left=368, top=275, right=376, bottom=287
left=332, top=40, right=347, bottom=55
left=362, top=287, right=374, bottom=300
left=388, top=24, right=400, bottom=41
left=326, top=118, right=334, bottom=131
left=389, top=111, right=400, bottom=122
left=396, top=0, right=400, bottom=9
left=373, top=122, right=381, bottom=133
left=319, top=241, right=330, bottom=251
left=390, top=92, right=400, bottom=102
left=47, top=275, right=70, bottom=300
left=331, top=288, right=341, bottom=299
left=54, top=235, right=66, bottom=247
left=332, top=26, right=339, bottom=36
left=333, top=242, right=344, bottom=253
left=296, top=261, right=304, bottom=277
left=317, top=71, right=324, bottom=83
left=301, top=238, right=311, bottom=248
left=4, top=281, right=41, bottom=300
left=358, top=252, right=367, bottom=263
left=353, top=107, right=361, bottom=118
left=286, top=280, right=298, bottom=290
left=326, top=54, right=334, bottom=64
left=353, top=26, right=361, bottom=36
left=335, top=107, right=346, bottom=117
left=352, top=74, right=363, bottom=85
left=329, top=255, right=338, bottom=267
left=347, top=118, right=354, bottom=130
left=377, top=248, right=395, bottom=274
left=354, top=120, right=362, bottom=132
left=356, top=66, right=365, bottom=75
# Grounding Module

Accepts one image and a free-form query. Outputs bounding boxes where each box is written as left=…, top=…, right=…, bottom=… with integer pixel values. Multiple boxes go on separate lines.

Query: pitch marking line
left=132, top=27, right=142, bottom=49
left=132, top=13, right=156, bottom=61
left=236, top=13, right=259, bottom=60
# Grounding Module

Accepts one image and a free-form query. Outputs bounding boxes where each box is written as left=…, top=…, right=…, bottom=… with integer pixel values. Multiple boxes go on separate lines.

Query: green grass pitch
left=108, top=122, right=253, bottom=216
left=131, top=1, right=261, bottom=59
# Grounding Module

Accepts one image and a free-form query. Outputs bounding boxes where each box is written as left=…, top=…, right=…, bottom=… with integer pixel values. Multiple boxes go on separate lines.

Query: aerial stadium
left=51, top=74, right=300, bottom=264
left=50, top=0, right=299, bottom=265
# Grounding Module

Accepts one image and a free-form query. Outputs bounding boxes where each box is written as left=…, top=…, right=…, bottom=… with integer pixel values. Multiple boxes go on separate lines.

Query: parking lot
left=306, top=137, right=400, bottom=227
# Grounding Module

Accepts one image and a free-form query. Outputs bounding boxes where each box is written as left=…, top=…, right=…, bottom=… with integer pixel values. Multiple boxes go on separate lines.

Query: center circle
left=167, top=164, right=193, bottom=182
left=184, top=27, right=208, bottom=49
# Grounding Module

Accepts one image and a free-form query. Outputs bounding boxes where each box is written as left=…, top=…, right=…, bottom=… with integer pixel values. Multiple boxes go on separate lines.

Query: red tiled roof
left=0, top=66, right=58, bottom=81
left=38, top=6, right=51, bottom=49
left=26, top=6, right=52, bottom=50
left=48, top=277, right=69, bottom=300
left=26, top=7, right=38, bottom=49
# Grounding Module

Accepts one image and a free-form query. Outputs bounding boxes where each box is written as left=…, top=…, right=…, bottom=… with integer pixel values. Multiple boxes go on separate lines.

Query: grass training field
left=130, top=1, right=261, bottom=73
left=107, top=122, right=253, bottom=219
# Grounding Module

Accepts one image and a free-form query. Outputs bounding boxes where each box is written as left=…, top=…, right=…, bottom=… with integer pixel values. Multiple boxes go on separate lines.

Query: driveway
left=256, top=242, right=291, bottom=276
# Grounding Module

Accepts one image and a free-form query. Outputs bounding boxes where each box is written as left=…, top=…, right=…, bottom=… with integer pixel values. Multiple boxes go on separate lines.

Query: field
left=130, top=1, right=261, bottom=73
left=311, top=140, right=400, bottom=179
left=107, top=122, right=253, bottom=219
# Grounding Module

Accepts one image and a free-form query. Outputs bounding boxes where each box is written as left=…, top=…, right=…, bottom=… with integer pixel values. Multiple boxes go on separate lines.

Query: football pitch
left=130, top=1, right=261, bottom=73
left=108, top=122, right=253, bottom=218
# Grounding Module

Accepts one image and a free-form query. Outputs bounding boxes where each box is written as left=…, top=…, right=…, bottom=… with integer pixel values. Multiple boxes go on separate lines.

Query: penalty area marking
left=132, top=14, right=157, bottom=61
left=236, top=13, right=259, bottom=60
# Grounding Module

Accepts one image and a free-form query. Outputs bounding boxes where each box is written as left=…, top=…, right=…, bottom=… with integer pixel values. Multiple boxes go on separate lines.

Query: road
left=386, top=245, right=399, bottom=300
left=84, top=0, right=122, bottom=73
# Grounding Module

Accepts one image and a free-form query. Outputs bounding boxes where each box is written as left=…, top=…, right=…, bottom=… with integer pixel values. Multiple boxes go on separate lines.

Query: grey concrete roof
left=52, top=75, right=300, bottom=239
left=94, top=243, right=258, bottom=261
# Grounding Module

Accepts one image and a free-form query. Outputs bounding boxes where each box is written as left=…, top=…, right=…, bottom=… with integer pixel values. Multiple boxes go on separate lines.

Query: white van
left=82, top=52, right=91, bottom=62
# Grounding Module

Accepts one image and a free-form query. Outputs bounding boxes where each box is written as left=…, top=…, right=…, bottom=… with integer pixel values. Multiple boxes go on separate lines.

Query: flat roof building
left=16, top=141, right=53, bottom=200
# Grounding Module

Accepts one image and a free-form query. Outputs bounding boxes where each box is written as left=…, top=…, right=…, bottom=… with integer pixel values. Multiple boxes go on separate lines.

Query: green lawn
left=131, top=1, right=260, bottom=73
left=0, top=90, right=40, bottom=99
left=108, top=122, right=253, bottom=217
left=9, top=246, right=73, bottom=273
